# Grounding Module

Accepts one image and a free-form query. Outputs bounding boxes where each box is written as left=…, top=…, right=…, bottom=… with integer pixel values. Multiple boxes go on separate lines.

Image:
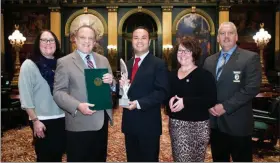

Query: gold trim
left=191, top=6, right=196, bottom=13
left=49, top=7, right=60, bottom=12
left=107, top=6, right=118, bottom=12
left=162, top=6, right=173, bottom=12
left=84, top=7, right=88, bottom=13
left=65, top=9, right=108, bottom=36
left=219, top=6, right=230, bottom=11
left=172, top=8, right=215, bottom=36
left=118, top=8, right=162, bottom=36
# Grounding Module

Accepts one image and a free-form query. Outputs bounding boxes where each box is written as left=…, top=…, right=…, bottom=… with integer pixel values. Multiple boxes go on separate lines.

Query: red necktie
left=131, top=58, right=141, bottom=83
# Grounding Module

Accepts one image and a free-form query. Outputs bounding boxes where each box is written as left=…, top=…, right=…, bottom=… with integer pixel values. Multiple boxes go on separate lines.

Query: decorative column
left=49, top=7, right=61, bottom=44
left=107, top=6, right=118, bottom=73
left=162, top=6, right=173, bottom=48
left=219, top=5, right=230, bottom=26
left=275, top=5, right=280, bottom=69
left=162, top=6, right=173, bottom=69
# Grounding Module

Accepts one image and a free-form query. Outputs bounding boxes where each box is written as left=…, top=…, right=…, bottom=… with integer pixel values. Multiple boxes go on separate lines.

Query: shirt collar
left=221, top=45, right=237, bottom=56
left=135, top=51, right=149, bottom=61
left=76, top=49, right=93, bottom=60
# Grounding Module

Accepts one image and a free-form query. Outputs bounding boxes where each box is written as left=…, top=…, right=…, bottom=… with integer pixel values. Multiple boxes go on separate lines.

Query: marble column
left=107, top=6, right=118, bottom=48
left=107, top=6, right=118, bottom=72
left=162, top=6, right=173, bottom=46
left=49, top=7, right=61, bottom=44
left=219, top=5, right=230, bottom=26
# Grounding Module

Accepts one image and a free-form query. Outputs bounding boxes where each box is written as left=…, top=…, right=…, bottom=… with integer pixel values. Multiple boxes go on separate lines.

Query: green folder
left=84, top=68, right=112, bottom=110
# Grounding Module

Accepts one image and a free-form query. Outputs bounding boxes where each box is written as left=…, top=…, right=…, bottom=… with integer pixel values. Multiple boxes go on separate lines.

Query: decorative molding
left=138, top=6, right=142, bottom=12
left=84, top=7, right=88, bottom=13
left=107, top=6, right=118, bottom=12
left=49, top=7, right=60, bottom=12
left=118, top=8, right=162, bottom=35
left=162, top=6, right=173, bottom=12
left=65, top=9, right=108, bottom=36
left=191, top=6, right=196, bottom=13
left=172, top=8, right=215, bottom=36
left=219, top=5, right=230, bottom=11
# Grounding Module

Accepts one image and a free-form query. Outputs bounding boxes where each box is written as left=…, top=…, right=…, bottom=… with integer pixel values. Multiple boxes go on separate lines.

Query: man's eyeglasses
left=40, top=39, right=55, bottom=44
left=178, top=49, right=191, bottom=54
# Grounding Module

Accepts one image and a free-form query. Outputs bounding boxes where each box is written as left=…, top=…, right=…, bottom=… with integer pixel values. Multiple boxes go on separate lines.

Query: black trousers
left=66, top=113, right=109, bottom=162
left=125, top=133, right=160, bottom=162
left=210, top=129, right=252, bottom=162
left=29, top=117, right=66, bottom=162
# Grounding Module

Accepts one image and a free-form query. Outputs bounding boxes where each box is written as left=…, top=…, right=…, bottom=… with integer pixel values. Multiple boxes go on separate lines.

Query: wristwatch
left=31, top=117, right=39, bottom=123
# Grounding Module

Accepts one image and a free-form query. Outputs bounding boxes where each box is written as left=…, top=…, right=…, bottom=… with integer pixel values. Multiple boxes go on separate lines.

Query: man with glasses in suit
left=53, top=25, right=114, bottom=162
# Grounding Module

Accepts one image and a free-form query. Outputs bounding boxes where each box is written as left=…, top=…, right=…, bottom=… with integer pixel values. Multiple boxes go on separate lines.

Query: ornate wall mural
left=176, top=13, right=211, bottom=57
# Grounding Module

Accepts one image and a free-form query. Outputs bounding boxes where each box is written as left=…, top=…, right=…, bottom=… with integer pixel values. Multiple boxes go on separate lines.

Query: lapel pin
left=186, top=79, right=189, bottom=82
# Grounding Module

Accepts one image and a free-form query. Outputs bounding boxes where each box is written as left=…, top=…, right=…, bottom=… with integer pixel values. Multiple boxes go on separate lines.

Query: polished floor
left=1, top=107, right=279, bottom=162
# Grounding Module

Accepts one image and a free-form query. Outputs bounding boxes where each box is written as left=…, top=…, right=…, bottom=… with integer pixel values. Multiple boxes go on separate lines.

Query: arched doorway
left=121, top=12, right=158, bottom=61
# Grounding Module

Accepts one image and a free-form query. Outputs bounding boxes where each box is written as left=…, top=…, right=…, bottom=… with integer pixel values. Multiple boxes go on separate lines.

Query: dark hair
left=173, top=36, right=201, bottom=66
left=132, top=26, right=150, bottom=39
left=30, top=30, right=62, bottom=63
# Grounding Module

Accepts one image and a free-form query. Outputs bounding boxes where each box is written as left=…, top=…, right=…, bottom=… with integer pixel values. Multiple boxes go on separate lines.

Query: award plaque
left=119, top=59, right=130, bottom=107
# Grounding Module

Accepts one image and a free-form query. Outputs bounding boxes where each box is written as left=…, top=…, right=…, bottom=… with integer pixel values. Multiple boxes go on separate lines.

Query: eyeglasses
left=178, top=49, right=191, bottom=54
left=78, top=36, right=96, bottom=42
left=40, top=39, right=55, bottom=44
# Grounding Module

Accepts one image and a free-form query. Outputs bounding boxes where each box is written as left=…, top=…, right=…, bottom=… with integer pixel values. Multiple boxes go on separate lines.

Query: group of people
left=18, top=21, right=261, bottom=162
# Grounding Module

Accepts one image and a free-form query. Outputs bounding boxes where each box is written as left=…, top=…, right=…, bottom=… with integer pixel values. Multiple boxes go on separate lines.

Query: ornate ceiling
left=2, top=0, right=279, bottom=6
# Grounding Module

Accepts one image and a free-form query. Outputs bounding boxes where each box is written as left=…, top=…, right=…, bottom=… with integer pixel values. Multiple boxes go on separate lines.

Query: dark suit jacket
left=203, top=47, right=261, bottom=136
left=121, top=53, right=169, bottom=136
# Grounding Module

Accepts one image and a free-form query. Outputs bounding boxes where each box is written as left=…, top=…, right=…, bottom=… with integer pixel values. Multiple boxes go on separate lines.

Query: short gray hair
left=218, top=22, right=237, bottom=34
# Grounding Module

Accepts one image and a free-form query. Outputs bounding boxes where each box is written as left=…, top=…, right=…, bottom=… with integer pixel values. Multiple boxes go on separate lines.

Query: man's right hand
left=77, top=103, right=96, bottom=115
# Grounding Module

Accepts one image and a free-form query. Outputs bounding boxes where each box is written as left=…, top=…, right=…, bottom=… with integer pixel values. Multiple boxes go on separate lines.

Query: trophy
left=119, top=58, right=130, bottom=107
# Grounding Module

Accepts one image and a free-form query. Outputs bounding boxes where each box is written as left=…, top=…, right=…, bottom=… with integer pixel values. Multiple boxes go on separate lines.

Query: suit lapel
left=92, top=53, right=101, bottom=68
left=129, top=53, right=151, bottom=89
left=72, top=51, right=87, bottom=73
left=213, top=52, right=220, bottom=80
left=217, top=48, right=240, bottom=83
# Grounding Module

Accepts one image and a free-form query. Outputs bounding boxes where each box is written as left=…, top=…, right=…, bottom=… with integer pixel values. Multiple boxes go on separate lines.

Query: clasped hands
left=78, top=73, right=114, bottom=115
left=119, top=77, right=137, bottom=110
left=169, top=95, right=184, bottom=112
left=209, top=104, right=226, bottom=117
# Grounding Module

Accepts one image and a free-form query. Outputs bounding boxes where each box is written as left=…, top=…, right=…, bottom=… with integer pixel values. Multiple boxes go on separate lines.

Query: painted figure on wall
left=176, top=13, right=211, bottom=65
left=70, top=14, right=104, bottom=54
left=11, top=11, right=49, bottom=44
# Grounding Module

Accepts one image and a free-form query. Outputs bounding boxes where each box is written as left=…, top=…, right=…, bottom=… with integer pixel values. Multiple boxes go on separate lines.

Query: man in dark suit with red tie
left=119, top=26, right=169, bottom=162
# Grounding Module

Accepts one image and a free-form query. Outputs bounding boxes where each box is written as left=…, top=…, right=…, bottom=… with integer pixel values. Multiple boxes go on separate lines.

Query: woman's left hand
left=171, top=95, right=184, bottom=112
